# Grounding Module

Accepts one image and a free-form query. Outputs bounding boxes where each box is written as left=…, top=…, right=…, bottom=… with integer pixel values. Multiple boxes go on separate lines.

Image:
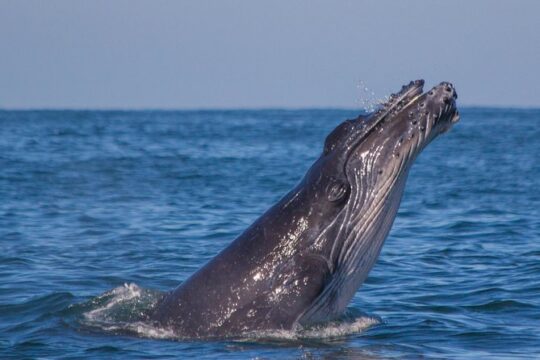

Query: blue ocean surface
left=0, top=108, right=539, bottom=359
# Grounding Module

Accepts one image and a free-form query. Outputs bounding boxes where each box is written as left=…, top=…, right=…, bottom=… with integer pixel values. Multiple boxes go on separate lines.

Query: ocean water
left=0, top=108, right=539, bottom=359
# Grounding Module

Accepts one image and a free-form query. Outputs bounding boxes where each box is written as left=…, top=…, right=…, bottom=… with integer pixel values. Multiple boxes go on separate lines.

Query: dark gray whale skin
left=151, top=80, right=459, bottom=338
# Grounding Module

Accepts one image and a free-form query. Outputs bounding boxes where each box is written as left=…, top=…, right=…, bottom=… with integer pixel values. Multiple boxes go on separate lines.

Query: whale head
left=318, top=80, right=458, bottom=183
left=321, top=80, right=459, bottom=199
left=296, top=80, right=459, bottom=322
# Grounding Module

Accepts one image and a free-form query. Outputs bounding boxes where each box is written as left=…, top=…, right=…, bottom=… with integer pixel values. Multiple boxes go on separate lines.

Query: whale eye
left=323, top=120, right=355, bottom=155
left=326, top=178, right=350, bottom=203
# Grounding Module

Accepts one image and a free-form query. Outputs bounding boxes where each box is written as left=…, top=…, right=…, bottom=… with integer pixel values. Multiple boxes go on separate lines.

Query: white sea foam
left=299, top=316, right=380, bottom=339
left=84, top=283, right=143, bottom=320
left=241, top=315, right=380, bottom=341
left=80, top=283, right=175, bottom=339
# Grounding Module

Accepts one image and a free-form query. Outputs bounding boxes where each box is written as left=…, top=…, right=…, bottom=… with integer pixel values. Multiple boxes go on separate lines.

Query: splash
left=73, top=283, right=379, bottom=341
left=75, top=283, right=175, bottom=339
left=356, top=80, right=390, bottom=113
left=241, top=314, right=380, bottom=342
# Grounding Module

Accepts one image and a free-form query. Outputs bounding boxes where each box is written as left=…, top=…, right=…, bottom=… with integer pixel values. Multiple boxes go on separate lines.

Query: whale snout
left=427, top=82, right=457, bottom=104
left=424, top=81, right=460, bottom=126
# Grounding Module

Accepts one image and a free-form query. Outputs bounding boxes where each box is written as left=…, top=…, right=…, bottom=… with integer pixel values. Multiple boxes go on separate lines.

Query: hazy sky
left=1, top=1, right=539, bottom=109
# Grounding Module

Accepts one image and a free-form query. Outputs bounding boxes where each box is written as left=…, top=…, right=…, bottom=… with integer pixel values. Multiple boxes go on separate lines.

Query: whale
left=151, top=79, right=459, bottom=338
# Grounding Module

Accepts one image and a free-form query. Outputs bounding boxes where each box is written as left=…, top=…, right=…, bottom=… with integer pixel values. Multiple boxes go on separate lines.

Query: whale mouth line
left=402, top=92, right=424, bottom=110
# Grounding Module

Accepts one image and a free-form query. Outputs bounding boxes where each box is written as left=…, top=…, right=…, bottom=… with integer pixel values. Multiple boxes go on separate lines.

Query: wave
left=72, top=283, right=379, bottom=341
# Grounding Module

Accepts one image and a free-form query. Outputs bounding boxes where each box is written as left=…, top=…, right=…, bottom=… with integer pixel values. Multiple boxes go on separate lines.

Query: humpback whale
left=151, top=80, right=460, bottom=338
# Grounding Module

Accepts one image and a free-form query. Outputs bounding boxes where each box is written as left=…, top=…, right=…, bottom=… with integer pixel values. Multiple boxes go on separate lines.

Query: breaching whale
left=151, top=80, right=459, bottom=338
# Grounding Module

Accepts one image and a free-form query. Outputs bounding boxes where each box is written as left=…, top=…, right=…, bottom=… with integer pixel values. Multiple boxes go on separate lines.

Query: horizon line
left=1, top=104, right=540, bottom=112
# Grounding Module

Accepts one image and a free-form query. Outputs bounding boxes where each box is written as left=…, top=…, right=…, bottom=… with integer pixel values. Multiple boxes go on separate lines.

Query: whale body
left=151, top=80, right=460, bottom=338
